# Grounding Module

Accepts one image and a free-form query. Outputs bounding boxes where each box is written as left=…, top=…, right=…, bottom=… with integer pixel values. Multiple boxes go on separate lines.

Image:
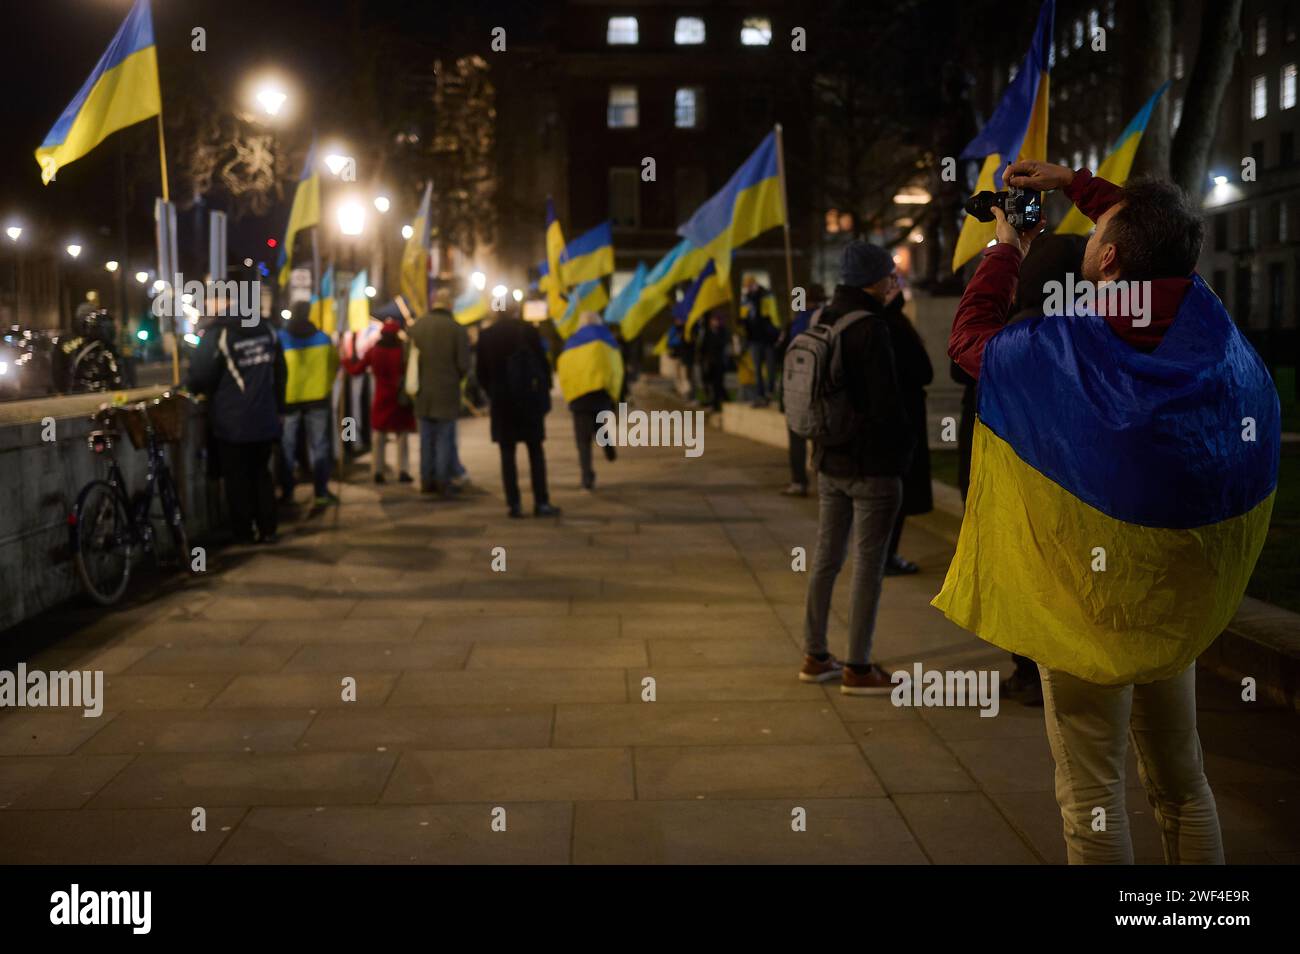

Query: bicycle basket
left=145, top=391, right=187, bottom=443
left=116, top=404, right=151, bottom=449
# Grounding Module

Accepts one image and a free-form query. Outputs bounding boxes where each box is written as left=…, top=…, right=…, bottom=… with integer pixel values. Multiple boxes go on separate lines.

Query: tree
left=1171, top=0, right=1244, bottom=196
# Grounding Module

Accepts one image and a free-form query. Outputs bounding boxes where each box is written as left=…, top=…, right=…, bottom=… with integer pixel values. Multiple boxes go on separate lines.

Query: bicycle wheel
left=72, top=480, right=133, bottom=605
left=153, top=468, right=191, bottom=571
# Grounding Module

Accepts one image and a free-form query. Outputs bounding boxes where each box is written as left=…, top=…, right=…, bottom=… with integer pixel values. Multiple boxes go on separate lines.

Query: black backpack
left=505, top=341, right=551, bottom=416
left=782, top=307, right=871, bottom=444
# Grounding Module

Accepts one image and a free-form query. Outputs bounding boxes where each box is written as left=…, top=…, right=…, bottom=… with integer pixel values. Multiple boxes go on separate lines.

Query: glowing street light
left=512, top=289, right=523, bottom=302
left=280, top=309, right=292, bottom=320
left=324, top=153, right=354, bottom=177
left=401, top=224, right=414, bottom=240
left=5, top=226, right=21, bottom=242
left=470, top=271, right=486, bottom=291
left=373, top=195, right=390, bottom=214
left=135, top=271, right=149, bottom=284
left=1213, top=175, right=1228, bottom=186
left=255, top=84, right=287, bottom=117
left=491, top=284, right=508, bottom=299
left=66, top=244, right=82, bottom=259
left=337, top=199, right=366, bottom=236
left=152, top=279, right=166, bottom=292
left=105, top=260, right=119, bottom=272
left=364, top=285, right=377, bottom=298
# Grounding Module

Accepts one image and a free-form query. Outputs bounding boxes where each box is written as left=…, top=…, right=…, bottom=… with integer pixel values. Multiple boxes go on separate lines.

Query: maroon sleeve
left=1062, top=168, right=1124, bottom=224
left=949, top=243, right=1021, bottom=380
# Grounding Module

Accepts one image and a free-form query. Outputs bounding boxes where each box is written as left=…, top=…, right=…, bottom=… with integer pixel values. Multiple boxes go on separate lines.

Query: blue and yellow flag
left=557, top=321, right=624, bottom=404
left=677, top=131, right=785, bottom=281
left=347, top=270, right=371, bottom=333
left=555, top=278, right=609, bottom=339
left=604, top=262, right=647, bottom=326
left=680, top=259, right=731, bottom=335
left=932, top=277, right=1280, bottom=685
left=559, top=221, right=614, bottom=286
left=35, top=0, right=161, bottom=185
left=401, top=182, right=433, bottom=313
left=453, top=287, right=487, bottom=326
left=309, top=267, right=338, bottom=335
left=953, top=0, right=1054, bottom=270
left=545, top=198, right=568, bottom=320
left=1057, top=83, right=1169, bottom=236
left=277, top=143, right=321, bottom=287
left=620, top=239, right=713, bottom=339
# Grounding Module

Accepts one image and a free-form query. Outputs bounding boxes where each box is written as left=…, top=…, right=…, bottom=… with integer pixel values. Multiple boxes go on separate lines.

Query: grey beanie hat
left=840, top=241, right=895, bottom=288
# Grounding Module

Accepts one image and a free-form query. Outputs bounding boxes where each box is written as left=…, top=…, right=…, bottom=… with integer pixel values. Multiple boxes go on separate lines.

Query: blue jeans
left=749, top=340, right=777, bottom=399
left=281, top=404, right=333, bottom=497
left=419, top=418, right=457, bottom=488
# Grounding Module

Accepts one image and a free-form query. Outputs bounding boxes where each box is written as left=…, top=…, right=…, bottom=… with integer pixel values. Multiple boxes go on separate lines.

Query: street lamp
left=255, top=84, right=287, bottom=117
left=491, top=284, right=507, bottom=299
left=280, top=308, right=292, bottom=320
left=401, top=224, right=414, bottom=241
left=337, top=199, right=366, bottom=236
left=324, top=153, right=354, bottom=177
left=5, top=226, right=21, bottom=242
left=66, top=244, right=82, bottom=259
left=471, top=271, right=486, bottom=290
left=135, top=271, right=149, bottom=284
left=152, top=279, right=166, bottom=292
left=512, top=289, right=523, bottom=302
left=373, top=195, right=390, bottom=214
left=105, top=260, right=119, bottom=272
left=364, top=285, right=377, bottom=298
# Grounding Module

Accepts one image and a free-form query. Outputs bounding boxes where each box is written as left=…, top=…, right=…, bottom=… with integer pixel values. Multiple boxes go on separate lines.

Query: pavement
left=0, top=391, right=1297, bottom=864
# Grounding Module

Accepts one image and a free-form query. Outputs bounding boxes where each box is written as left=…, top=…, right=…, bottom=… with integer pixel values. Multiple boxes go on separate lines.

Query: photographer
left=935, top=161, right=1280, bottom=864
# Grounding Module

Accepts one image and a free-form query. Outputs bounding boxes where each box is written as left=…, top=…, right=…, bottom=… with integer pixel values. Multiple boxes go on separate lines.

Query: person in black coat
left=475, top=309, right=560, bottom=518
left=877, top=292, right=933, bottom=575
left=187, top=315, right=286, bottom=544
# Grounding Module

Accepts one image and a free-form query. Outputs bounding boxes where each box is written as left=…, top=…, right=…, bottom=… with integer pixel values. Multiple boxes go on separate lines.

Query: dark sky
left=2, top=0, right=539, bottom=269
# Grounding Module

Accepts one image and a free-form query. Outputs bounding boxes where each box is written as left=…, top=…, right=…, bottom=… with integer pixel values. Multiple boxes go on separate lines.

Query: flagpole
left=773, top=124, right=795, bottom=320
left=156, top=115, right=170, bottom=203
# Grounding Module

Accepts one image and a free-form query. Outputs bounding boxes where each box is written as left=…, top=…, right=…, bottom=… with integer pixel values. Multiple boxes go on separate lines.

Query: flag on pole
left=545, top=198, right=568, bottom=320
left=952, top=0, right=1054, bottom=271
left=347, top=270, right=370, bottom=333
left=400, top=182, right=433, bottom=314
left=277, top=143, right=321, bottom=287
left=677, top=131, right=785, bottom=280
left=680, top=259, right=731, bottom=336
left=309, top=266, right=338, bottom=335
left=35, top=0, right=161, bottom=184
left=555, top=279, right=609, bottom=340
left=619, top=239, right=713, bottom=339
left=604, top=262, right=647, bottom=326
left=558, top=221, right=615, bottom=286
left=1056, top=83, right=1170, bottom=236
left=453, top=287, right=487, bottom=326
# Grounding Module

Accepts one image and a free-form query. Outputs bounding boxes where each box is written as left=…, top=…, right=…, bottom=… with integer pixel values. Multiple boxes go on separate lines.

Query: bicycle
left=69, top=393, right=192, bottom=606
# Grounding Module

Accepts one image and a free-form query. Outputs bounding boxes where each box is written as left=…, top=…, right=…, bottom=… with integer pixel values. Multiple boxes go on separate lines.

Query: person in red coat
left=343, top=318, right=416, bottom=483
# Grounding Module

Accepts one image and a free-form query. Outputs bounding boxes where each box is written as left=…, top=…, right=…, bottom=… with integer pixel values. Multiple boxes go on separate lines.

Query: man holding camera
left=935, top=160, right=1280, bottom=864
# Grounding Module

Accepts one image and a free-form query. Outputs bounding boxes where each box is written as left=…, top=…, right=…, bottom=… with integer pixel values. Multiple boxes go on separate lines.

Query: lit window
left=1073, top=19, right=1083, bottom=48
left=1252, top=75, right=1268, bottom=119
left=1282, top=63, right=1297, bottom=110
left=675, top=16, right=705, bottom=45
left=675, top=87, right=704, bottom=128
left=741, top=17, right=772, bottom=46
left=1088, top=8, right=1099, bottom=36
left=1105, top=0, right=1115, bottom=29
left=607, top=16, right=638, bottom=45
left=608, top=85, right=639, bottom=128
left=1280, top=202, right=1289, bottom=243
left=1256, top=15, right=1267, bottom=56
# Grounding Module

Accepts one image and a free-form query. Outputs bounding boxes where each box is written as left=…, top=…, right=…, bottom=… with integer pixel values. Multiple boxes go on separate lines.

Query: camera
left=964, top=186, right=1042, bottom=232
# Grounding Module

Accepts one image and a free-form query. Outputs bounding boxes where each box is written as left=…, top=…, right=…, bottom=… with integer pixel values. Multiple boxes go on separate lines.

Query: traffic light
left=266, top=237, right=278, bottom=248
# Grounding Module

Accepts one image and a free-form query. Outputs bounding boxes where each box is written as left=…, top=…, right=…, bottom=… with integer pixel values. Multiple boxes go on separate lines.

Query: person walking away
left=279, top=302, right=339, bottom=510
left=776, top=283, right=825, bottom=496
left=936, top=161, right=1281, bottom=864
left=408, top=289, right=470, bottom=498
left=877, top=288, right=933, bottom=575
left=476, top=306, right=560, bottom=518
left=342, top=317, right=415, bottom=484
left=187, top=313, right=286, bottom=544
left=795, top=241, right=913, bottom=694
left=699, top=310, right=729, bottom=412
left=740, top=275, right=780, bottom=407
left=557, top=312, right=624, bottom=491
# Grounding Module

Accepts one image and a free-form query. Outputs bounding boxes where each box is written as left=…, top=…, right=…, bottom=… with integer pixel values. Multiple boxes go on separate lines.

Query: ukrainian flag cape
left=557, top=323, right=624, bottom=404
left=932, top=276, right=1280, bottom=685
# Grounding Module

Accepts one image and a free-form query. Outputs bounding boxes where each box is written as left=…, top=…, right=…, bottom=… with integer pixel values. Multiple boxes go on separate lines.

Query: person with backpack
left=279, top=302, right=339, bottom=510
left=408, top=288, right=470, bottom=498
left=785, top=241, right=913, bottom=694
left=476, top=306, right=560, bottom=518
left=187, top=314, right=286, bottom=544
left=342, top=318, right=416, bottom=484
left=775, top=283, right=825, bottom=496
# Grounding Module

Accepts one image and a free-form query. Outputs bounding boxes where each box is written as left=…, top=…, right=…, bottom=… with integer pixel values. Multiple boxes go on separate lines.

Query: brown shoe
left=799, top=654, right=844, bottom=683
left=840, top=663, right=896, bottom=696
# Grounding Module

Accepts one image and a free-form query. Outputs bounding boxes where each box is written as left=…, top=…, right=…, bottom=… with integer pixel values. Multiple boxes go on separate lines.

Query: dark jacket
left=476, top=315, right=550, bottom=445
left=812, top=285, right=914, bottom=480
left=408, top=308, right=470, bottom=420
left=878, top=294, right=933, bottom=514
left=187, top=316, right=285, bottom=444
